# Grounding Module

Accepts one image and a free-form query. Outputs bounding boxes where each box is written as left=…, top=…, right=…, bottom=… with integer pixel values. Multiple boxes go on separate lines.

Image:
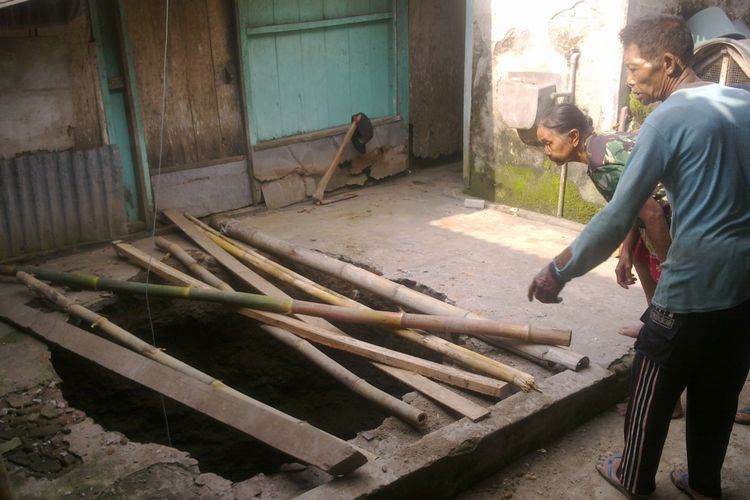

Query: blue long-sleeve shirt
left=558, top=83, right=750, bottom=313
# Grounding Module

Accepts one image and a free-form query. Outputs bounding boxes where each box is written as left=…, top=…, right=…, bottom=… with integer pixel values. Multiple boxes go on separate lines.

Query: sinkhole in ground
left=48, top=290, right=444, bottom=482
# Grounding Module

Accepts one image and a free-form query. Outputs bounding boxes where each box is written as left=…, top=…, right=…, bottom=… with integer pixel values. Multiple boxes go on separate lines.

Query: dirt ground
left=458, top=383, right=750, bottom=499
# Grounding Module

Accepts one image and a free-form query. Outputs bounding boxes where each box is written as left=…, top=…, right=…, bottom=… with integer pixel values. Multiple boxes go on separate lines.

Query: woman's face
left=537, top=125, right=576, bottom=165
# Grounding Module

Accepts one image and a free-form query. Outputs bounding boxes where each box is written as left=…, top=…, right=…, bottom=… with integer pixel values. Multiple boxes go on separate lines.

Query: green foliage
left=628, top=94, right=653, bottom=130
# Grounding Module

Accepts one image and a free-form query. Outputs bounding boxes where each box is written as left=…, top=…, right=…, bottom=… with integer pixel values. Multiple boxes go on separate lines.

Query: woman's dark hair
left=619, top=14, right=693, bottom=66
left=539, top=103, right=593, bottom=137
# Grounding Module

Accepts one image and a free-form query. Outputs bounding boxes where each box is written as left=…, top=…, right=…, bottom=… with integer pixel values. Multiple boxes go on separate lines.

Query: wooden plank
left=123, top=0, right=164, bottom=169
left=116, top=0, right=154, bottom=224
left=245, top=13, right=392, bottom=36
left=348, top=23, right=374, bottom=115
left=324, top=27, right=352, bottom=126
left=276, top=32, right=305, bottom=137
left=299, top=28, right=328, bottom=131
left=69, top=3, right=103, bottom=150
left=181, top=0, right=223, bottom=162
left=376, top=365, right=490, bottom=422
left=206, top=0, right=245, bottom=159
left=253, top=116, right=399, bottom=151
left=163, top=209, right=284, bottom=296
left=367, top=21, right=393, bottom=118
left=247, top=34, right=281, bottom=141
left=0, top=294, right=366, bottom=476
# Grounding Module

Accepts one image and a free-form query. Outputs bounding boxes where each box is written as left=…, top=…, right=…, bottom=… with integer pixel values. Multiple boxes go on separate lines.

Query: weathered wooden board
left=0, top=289, right=366, bottom=476
left=123, top=0, right=244, bottom=171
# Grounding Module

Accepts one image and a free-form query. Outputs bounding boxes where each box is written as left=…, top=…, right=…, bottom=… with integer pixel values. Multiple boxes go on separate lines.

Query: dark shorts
left=635, top=299, right=750, bottom=369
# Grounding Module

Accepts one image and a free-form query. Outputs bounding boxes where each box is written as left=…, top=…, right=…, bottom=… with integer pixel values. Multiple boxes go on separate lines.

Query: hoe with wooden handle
left=313, top=113, right=371, bottom=204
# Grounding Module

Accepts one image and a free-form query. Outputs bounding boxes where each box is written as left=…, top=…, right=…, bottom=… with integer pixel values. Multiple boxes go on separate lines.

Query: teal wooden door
left=239, top=0, right=396, bottom=143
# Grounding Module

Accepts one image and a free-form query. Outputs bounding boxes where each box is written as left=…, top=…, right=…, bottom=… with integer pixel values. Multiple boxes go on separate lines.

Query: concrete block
left=155, top=159, right=252, bottom=217
left=464, top=198, right=486, bottom=209
left=288, top=138, right=338, bottom=176
left=370, top=145, right=407, bottom=180
left=261, top=174, right=307, bottom=209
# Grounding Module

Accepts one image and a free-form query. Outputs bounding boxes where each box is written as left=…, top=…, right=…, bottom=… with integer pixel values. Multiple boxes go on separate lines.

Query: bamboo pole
left=216, top=220, right=588, bottom=371
left=149, top=240, right=427, bottom=427
left=0, top=265, right=570, bottom=346
left=186, top=217, right=537, bottom=391
left=158, top=234, right=494, bottom=418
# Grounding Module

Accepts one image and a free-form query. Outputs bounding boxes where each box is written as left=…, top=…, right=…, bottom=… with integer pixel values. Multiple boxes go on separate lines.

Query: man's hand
left=527, top=262, right=565, bottom=303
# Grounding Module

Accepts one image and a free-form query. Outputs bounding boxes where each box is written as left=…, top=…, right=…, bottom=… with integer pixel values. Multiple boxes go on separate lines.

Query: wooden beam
left=0, top=295, right=366, bottom=476
left=376, top=365, right=490, bottom=422
left=245, top=13, right=392, bottom=37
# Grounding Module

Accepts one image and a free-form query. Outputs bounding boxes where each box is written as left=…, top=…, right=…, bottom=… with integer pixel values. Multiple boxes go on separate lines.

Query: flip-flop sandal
left=595, top=452, right=648, bottom=499
left=735, top=406, right=750, bottom=425
left=670, top=468, right=702, bottom=499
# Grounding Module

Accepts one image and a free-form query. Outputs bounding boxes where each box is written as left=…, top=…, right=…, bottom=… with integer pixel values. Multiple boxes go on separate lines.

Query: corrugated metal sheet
left=0, top=146, right=128, bottom=259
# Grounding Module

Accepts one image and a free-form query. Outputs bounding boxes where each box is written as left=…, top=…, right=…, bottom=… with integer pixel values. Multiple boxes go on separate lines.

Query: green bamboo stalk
left=0, top=265, right=570, bottom=346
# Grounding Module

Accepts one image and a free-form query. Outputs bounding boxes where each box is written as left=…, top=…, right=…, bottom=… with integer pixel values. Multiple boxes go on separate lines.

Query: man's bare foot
left=618, top=324, right=642, bottom=338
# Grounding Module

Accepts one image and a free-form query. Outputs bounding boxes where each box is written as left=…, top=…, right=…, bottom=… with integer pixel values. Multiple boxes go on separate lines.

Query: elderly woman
left=536, top=103, right=671, bottom=334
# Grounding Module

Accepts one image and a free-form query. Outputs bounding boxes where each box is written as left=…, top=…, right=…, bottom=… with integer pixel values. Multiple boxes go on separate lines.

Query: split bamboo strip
left=166, top=211, right=494, bottom=418
left=187, top=218, right=536, bottom=391
left=160, top=233, right=492, bottom=420
left=112, top=241, right=206, bottom=289
left=147, top=241, right=427, bottom=427
left=0, top=288, right=366, bottom=476
left=217, top=220, right=588, bottom=371
left=0, top=266, right=569, bottom=346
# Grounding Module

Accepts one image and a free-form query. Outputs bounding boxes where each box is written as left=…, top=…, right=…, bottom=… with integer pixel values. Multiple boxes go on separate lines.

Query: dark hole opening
left=48, top=296, right=420, bottom=482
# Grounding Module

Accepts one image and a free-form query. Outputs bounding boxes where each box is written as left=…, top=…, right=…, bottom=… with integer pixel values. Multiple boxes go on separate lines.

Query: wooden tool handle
left=313, top=118, right=359, bottom=203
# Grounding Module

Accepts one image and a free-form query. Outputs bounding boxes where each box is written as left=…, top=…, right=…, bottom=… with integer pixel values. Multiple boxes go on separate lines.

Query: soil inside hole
left=49, top=296, right=414, bottom=482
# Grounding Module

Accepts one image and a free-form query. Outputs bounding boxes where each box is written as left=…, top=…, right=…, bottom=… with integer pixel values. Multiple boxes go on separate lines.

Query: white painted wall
left=468, top=0, right=750, bottom=211
left=471, top=0, right=629, bottom=173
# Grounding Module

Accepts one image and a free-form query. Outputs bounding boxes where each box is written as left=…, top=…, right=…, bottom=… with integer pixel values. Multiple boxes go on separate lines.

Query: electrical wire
left=143, top=0, right=172, bottom=447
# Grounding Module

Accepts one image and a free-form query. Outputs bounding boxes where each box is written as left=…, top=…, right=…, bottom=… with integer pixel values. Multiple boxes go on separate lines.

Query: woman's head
left=536, top=103, right=593, bottom=165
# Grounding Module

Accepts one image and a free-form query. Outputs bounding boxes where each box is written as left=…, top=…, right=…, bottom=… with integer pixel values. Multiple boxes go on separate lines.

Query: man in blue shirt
left=528, top=14, right=750, bottom=499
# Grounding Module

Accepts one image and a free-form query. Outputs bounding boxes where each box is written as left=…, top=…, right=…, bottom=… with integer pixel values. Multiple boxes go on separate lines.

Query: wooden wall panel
left=0, top=3, right=103, bottom=158
left=206, top=0, right=245, bottom=157
left=124, top=0, right=244, bottom=172
left=243, top=0, right=395, bottom=142
left=408, top=0, right=464, bottom=159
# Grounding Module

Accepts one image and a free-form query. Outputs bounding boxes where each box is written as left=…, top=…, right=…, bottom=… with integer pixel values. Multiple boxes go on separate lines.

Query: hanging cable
left=143, top=0, right=172, bottom=447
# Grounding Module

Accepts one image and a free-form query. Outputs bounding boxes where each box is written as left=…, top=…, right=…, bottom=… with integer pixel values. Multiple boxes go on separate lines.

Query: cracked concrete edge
left=297, top=362, right=632, bottom=499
